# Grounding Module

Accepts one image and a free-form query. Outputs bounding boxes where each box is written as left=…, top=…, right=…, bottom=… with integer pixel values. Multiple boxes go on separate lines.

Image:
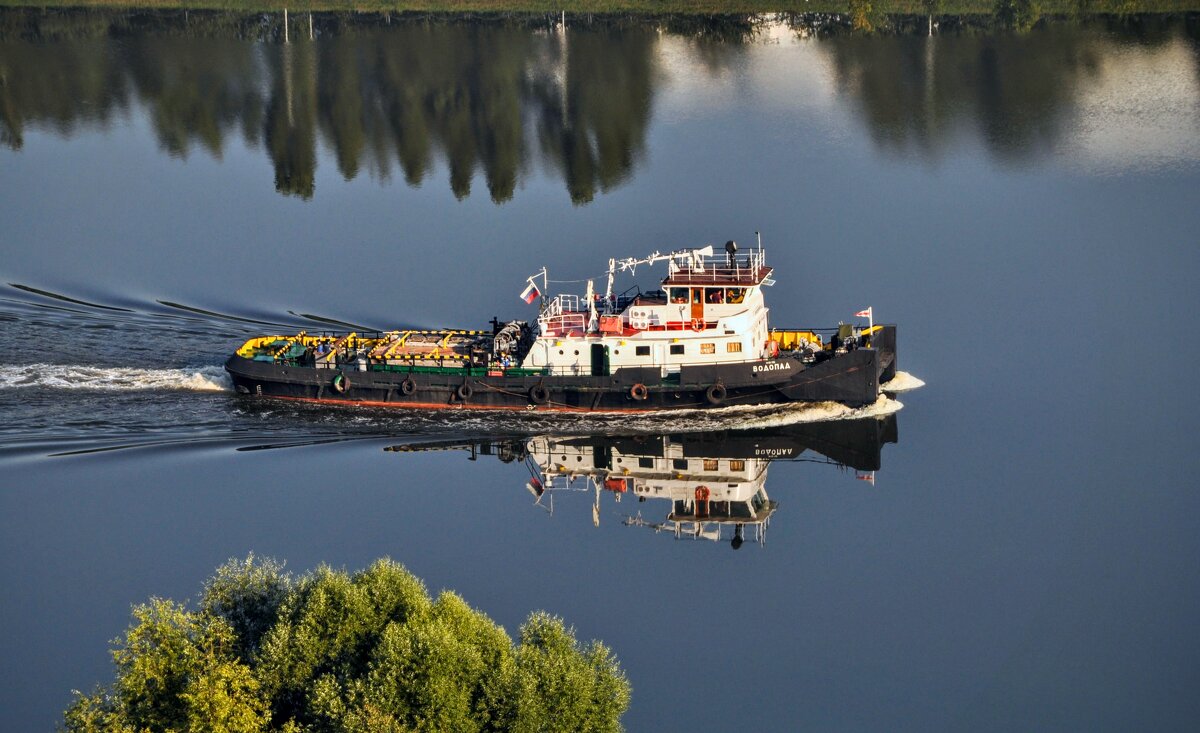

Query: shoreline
left=2, top=1, right=1199, bottom=16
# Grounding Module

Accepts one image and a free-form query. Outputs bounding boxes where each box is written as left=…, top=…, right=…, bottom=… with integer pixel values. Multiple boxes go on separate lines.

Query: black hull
left=225, top=325, right=897, bottom=412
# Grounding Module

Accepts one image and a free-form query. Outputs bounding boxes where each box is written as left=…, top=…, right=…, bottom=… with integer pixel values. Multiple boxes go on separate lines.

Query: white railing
left=666, top=248, right=767, bottom=283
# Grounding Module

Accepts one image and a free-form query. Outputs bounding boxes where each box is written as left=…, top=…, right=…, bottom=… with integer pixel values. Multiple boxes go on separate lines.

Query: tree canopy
left=64, top=555, right=630, bottom=732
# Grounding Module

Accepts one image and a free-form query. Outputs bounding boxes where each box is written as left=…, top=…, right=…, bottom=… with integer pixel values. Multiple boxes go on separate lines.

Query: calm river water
left=1, top=8, right=1198, bottom=731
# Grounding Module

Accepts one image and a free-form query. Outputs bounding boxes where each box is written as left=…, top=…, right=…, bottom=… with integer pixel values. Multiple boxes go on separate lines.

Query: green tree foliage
left=63, top=556, right=631, bottom=733
left=65, top=598, right=269, bottom=733
left=995, top=0, right=1044, bottom=30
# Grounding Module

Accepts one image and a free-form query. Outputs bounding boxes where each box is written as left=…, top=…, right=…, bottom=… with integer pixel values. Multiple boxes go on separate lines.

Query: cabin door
left=690, top=288, right=704, bottom=324
left=590, top=343, right=609, bottom=377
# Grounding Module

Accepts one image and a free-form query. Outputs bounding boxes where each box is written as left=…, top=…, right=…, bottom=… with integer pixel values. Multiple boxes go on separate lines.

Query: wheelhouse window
left=727, top=342, right=742, bottom=353
left=730, top=459, right=745, bottom=471
left=669, top=344, right=684, bottom=355
left=706, top=288, right=725, bottom=304
left=638, top=457, right=654, bottom=468
left=635, top=345, right=650, bottom=356
left=673, top=459, right=688, bottom=470
left=726, top=288, right=746, bottom=304
left=668, top=287, right=689, bottom=304
left=700, top=343, right=715, bottom=354
left=703, top=459, right=719, bottom=471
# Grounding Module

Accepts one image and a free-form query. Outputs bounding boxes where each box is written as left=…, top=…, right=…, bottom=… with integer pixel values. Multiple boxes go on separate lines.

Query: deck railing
left=665, top=248, right=768, bottom=284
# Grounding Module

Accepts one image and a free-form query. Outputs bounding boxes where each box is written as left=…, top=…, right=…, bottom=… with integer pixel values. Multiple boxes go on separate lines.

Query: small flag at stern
left=855, top=307, right=872, bottom=318
left=520, top=281, right=540, bottom=304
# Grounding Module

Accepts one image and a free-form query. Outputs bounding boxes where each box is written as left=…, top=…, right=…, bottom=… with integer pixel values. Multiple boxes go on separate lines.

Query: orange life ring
left=630, top=383, right=649, bottom=401
left=694, top=485, right=711, bottom=501
left=691, top=318, right=703, bottom=331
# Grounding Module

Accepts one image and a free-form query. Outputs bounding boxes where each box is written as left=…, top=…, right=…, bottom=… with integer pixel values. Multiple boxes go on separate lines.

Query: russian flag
left=520, top=281, right=540, bottom=304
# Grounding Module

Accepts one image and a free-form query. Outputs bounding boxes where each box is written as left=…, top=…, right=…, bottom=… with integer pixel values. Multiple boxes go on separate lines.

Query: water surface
left=2, top=9, right=1199, bottom=731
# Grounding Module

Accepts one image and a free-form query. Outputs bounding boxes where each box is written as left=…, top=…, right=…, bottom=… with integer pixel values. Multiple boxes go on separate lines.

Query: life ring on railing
left=705, top=383, right=727, bottom=405
left=400, top=377, right=417, bottom=396
left=529, top=384, right=550, bottom=405
left=691, top=318, right=704, bottom=332
left=332, top=373, right=350, bottom=394
left=694, top=485, right=711, bottom=502
left=456, top=383, right=474, bottom=401
left=630, top=383, right=649, bottom=401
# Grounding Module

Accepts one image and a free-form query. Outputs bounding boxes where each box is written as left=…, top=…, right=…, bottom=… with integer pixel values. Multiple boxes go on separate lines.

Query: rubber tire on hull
left=332, top=373, right=350, bottom=394
left=456, top=383, right=473, bottom=401
left=529, top=384, right=550, bottom=405
left=705, top=384, right=727, bottom=405
left=400, top=377, right=416, bottom=395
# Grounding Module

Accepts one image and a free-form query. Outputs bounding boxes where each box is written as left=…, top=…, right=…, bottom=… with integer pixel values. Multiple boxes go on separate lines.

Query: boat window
left=669, top=344, right=684, bottom=355
left=703, top=459, right=719, bottom=470
left=727, top=342, right=742, bottom=353
left=638, top=457, right=654, bottom=468
left=730, top=460, right=745, bottom=471
left=726, top=288, right=745, bottom=304
left=691, top=289, right=703, bottom=305
left=700, top=343, right=715, bottom=354
left=673, top=459, right=688, bottom=470
left=636, top=345, right=650, bottom=356
left=669, top=287, right=689, bottom=304
left=707, top=288, right=725, bottom=304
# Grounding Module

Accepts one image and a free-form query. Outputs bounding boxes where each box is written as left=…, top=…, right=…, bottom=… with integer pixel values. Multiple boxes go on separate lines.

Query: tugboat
left=225, top=239, right=898, bottom=411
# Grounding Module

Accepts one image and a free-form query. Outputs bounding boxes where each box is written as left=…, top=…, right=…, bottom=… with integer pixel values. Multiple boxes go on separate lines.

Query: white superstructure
left=520, top=242, right=777, bottom=376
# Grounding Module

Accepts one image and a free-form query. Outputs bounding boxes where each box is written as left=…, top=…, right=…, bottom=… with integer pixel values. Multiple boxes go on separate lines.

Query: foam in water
left=0, top=363, right=232, bottom=392
left=882, top=371, right=925, bottom=393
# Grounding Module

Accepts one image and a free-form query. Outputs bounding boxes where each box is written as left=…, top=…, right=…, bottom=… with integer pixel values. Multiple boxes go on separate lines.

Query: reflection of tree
left=0, top=8, right=656, bottom=204
left=265, top=38, right=318, bottom=198
left=824, top=22, right=1114, bottom=161
left=530, top=26, right=656, bottom=204
left=0, top=14, right=129, bottom=150
left=123, top=34, right=264, bottom=159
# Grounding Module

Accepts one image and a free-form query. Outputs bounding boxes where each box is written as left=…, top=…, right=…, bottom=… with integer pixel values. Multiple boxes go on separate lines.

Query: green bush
left=64, top=556, right=630, bottom=732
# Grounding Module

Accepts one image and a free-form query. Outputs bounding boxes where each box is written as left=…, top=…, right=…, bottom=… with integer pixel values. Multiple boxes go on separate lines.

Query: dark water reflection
left=1, top=9, right=656, bottom=202
left=3, top=9, right=1196, bottom=200
left=825, top=14, right=1199, bottom=161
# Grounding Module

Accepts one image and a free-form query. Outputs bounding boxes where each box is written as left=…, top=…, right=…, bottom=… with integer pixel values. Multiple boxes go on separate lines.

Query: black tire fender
left=529, top=384, right=550, bottom=405
left=705, top=383, right=727, bottom=405
left=630, top=383, right=649, bottom=401
left=332, top=373, right=350, bottom=394
left=400, top=377, right=417, bottom=396
left=456, top=383, right=474, bottom=401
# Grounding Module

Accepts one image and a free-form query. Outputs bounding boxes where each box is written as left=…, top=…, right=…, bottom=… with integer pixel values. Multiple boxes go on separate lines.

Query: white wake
left=0, top=363, right=232, bottom=392
left=882, top=371, right=925, bottom=393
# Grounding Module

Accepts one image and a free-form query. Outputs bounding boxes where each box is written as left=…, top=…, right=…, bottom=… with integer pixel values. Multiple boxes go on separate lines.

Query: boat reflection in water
left=386, top=415, right=897, bottom=549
